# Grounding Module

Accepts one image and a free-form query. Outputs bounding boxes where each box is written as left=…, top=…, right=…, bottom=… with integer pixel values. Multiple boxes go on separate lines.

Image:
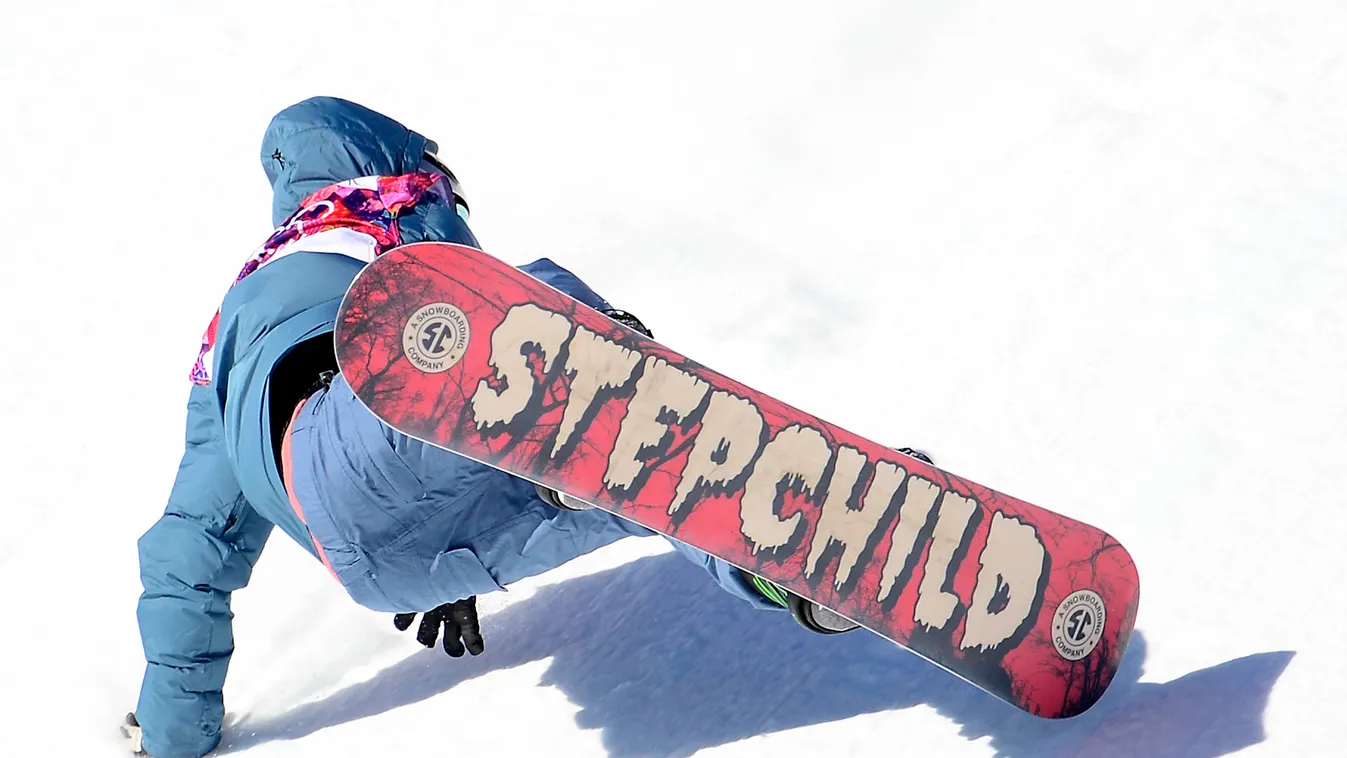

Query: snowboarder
left=124, top=96, right=864, bottom=758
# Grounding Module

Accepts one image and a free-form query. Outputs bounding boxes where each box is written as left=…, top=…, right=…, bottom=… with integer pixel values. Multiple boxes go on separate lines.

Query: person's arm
left=133, top=383, right=272, bottom=757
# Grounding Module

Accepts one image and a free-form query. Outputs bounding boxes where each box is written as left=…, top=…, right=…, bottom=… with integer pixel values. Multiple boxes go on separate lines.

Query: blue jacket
left=134, top=97, right=581, bottom=758
left=135, top=96, right=774, bottom=758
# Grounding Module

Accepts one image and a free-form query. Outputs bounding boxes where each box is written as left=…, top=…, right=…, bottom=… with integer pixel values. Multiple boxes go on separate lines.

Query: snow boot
left=746, top=573, right=861, bottom=634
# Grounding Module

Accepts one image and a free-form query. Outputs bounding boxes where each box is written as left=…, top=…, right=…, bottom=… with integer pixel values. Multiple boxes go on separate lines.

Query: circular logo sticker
left=1051, top=590, right=1106, bottom=661
left=402, top=302, right=470, bottom=374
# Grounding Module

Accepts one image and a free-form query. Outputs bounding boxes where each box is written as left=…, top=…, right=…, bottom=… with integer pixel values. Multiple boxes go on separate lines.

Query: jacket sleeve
left=134, top=383, right=273, bottom=758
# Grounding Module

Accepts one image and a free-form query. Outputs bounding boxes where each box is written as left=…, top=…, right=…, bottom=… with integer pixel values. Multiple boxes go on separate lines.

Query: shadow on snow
left=221, top=552, right=1291, bottom=757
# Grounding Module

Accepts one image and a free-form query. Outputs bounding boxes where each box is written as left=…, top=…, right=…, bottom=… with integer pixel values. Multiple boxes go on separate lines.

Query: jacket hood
left=261, top=96, right=438, bottom=226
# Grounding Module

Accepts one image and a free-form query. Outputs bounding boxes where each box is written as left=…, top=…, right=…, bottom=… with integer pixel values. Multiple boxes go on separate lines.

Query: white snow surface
left=2, top=1, right=1343, bottom=755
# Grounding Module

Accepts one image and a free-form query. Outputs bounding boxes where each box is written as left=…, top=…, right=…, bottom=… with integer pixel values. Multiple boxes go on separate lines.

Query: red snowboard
left=335, top=242, right=1139, bottom=718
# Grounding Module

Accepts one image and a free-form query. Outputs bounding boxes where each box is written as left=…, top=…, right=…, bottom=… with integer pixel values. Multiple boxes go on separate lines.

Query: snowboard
left=334, top=241, right=1140, bottom=718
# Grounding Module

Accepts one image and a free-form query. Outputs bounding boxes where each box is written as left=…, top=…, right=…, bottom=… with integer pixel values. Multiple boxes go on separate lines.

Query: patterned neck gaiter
left=190, top=172, right=454, bottom=385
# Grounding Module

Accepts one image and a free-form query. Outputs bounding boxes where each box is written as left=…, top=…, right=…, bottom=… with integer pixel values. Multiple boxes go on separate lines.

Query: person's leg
left=662, top=538, right=787, bottom=611
left=290, top=373, right=653, bottom=611
left=664, top=538, right=865, bottom=633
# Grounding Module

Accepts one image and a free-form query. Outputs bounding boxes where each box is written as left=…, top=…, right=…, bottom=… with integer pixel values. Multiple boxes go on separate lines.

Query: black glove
left=393, top=597, right=484, bottom=657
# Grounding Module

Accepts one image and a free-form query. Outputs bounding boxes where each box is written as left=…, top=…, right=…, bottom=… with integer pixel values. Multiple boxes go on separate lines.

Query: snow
left=1, top=0, right=1343, bottom=754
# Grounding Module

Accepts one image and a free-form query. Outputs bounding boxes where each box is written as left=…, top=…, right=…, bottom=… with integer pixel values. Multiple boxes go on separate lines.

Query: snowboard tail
left=335, top=242, right=1140, bottom=718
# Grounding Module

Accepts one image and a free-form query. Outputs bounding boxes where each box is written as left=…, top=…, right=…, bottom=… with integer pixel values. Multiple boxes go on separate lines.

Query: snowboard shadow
left=220, top=552, right=1292, bottom=757
left=930, top=632, right=1293, bottom=757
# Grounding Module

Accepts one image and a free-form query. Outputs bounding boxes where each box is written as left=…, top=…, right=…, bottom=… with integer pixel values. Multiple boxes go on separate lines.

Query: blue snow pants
left=286, top=374, right=777, bottom=613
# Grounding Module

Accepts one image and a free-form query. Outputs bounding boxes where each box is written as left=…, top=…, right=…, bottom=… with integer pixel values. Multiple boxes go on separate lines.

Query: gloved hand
left=119, top=713, right=148, bottom=755
left=393, top=597, right=484, bottom=657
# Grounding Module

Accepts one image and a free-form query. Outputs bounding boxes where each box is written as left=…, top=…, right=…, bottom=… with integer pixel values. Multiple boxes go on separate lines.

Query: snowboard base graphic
left=334, top=242, right=1140, bottom=718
